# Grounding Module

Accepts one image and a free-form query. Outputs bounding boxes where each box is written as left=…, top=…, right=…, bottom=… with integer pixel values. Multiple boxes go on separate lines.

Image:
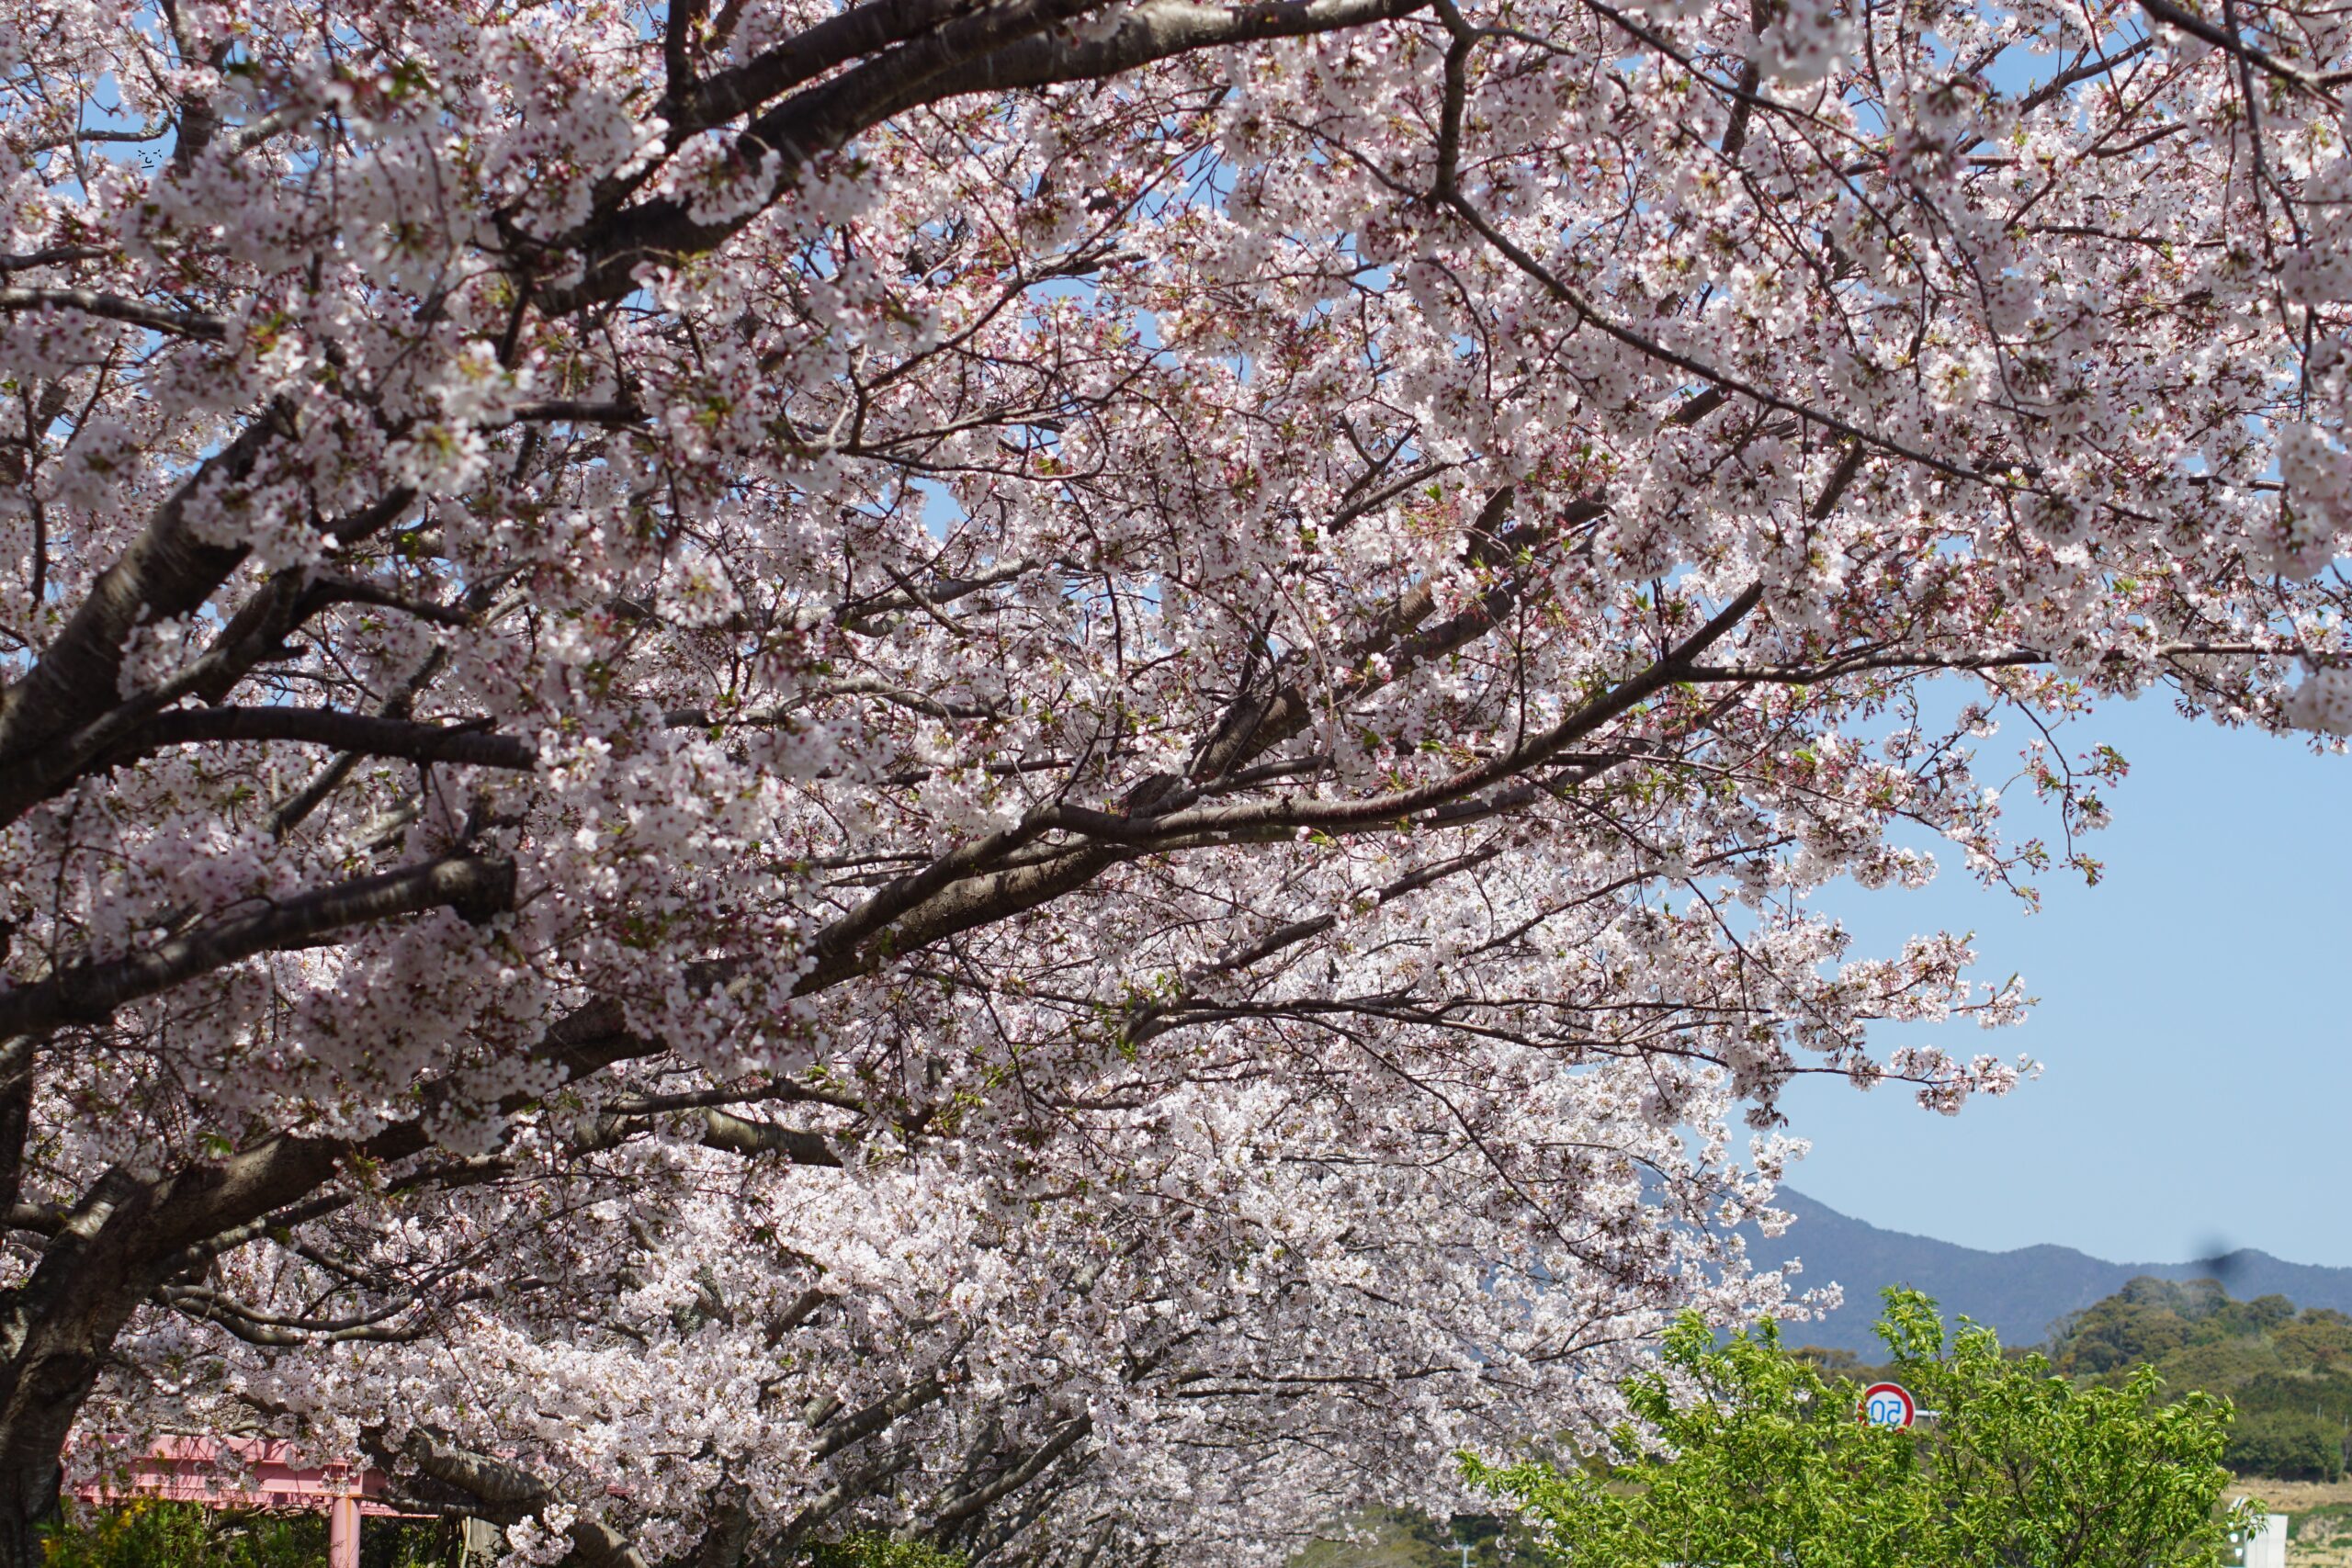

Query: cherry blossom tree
left=0, top=0, right=2344, bottom=1561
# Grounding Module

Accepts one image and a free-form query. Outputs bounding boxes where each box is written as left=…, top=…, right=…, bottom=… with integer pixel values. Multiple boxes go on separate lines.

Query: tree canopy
left=1468, top=1291, right=2256, bottom=1568
left=0, top=0, right=2346, bottom=1562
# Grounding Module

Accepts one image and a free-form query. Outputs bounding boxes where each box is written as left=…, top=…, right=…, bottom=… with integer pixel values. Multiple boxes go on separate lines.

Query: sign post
left=1858, top=1382, right=1918, bottom=1430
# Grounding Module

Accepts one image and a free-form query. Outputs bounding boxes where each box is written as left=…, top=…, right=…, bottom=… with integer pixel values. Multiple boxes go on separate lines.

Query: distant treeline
left=1800, top=1275, right=2352, bottom=1482
left=2052, top=1276, right=2352, bottom=1481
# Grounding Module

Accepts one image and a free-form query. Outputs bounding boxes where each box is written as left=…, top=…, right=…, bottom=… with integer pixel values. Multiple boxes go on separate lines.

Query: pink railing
left=75, top=1436, right=421, bottom=1568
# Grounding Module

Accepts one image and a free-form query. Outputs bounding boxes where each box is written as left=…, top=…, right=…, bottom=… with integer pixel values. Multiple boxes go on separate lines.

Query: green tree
left=2225, top=1411, right=2346, bottom=1482
left=1464, top=1290, right=2256, bottom=1568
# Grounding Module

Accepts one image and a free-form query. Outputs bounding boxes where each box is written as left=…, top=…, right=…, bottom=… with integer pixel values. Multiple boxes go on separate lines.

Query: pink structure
left=75, top=1436, right=418, bottom=1568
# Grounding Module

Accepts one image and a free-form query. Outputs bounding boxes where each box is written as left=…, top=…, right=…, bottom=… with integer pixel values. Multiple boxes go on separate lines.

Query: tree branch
left=114, top=707, right=537, bottom=772
left=0, top=856, right=516, bottom=1039
left=0, top=412, right=287, bottom=767
left=2136, top=0, right=2336, bottom=95
left=539, top=0, right=1430, bottom=312
left=0, top=288, right=227, bottom=341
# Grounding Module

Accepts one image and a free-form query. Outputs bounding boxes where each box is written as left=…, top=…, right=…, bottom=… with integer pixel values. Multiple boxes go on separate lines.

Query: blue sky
left=1781, top=691, right=2352, bottom=1269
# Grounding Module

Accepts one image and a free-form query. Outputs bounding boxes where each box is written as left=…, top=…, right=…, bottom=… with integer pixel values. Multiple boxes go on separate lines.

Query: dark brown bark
left=537, top=0, right=1430, bottom=313
left=0, top=1040, right=29, bottom=1224
left=0, top=855, right=516, bottom=1039
left=0, top=414, right=283, bottom=768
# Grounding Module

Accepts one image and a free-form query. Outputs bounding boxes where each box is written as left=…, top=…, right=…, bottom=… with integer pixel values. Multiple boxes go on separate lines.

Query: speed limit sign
left=1859, top=1382, right=1918, bottom=1429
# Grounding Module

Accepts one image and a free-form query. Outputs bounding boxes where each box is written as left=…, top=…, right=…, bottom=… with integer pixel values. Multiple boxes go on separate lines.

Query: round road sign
left=1858, top=1382, right=1917, bottom=1429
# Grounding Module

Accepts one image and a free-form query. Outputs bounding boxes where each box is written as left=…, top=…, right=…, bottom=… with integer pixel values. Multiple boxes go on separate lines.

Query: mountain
left=1742, top=1190, right=2352, bottom=1354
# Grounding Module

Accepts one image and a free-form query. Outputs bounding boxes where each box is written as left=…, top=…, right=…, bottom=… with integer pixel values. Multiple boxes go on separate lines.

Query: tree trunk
left=0, top=1443, right=64, bottom=1568
left=0, top=1170, right=215, bottom=1568
left=0, top=1295, right=124, bottom=1568
left=0, top=1018, right=658, bottom=1568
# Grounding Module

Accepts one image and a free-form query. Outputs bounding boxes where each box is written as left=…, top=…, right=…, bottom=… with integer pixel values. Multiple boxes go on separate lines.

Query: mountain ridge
left=1744, top=1190, right=2352, bottom=1353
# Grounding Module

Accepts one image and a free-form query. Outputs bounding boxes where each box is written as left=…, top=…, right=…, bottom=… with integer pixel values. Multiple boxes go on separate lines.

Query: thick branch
left=684, top=0, right=987, bottom=132
left=1037, top=583, right=1764, bottom=843
left=0, top=413, right=285, bottom=766
left=539, top=0, right=1429, bottom=313
left=582, top=1108, right=844, bottom=1167
left=813, top=1374, right=950, bottom=1459
left=0, top=856, right=516, bottom=1039
left=0, top=288, right=226, bottom=341
left=930, top=1415, right=1094, bottom=1529
left=404, top=1432, right=650, bottom=1567
left=115, top=707, right=538, bottom=772
left=2137, top=0, right=2335, bottom=94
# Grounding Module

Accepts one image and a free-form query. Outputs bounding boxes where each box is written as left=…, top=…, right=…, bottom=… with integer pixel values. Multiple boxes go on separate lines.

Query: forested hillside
left=2043, top=1279, right=2352, bottom=1482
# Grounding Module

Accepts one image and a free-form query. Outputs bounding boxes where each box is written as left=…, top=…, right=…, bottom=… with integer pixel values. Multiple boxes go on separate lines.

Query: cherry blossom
left=0, top=0, right=2345, bottom=1561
